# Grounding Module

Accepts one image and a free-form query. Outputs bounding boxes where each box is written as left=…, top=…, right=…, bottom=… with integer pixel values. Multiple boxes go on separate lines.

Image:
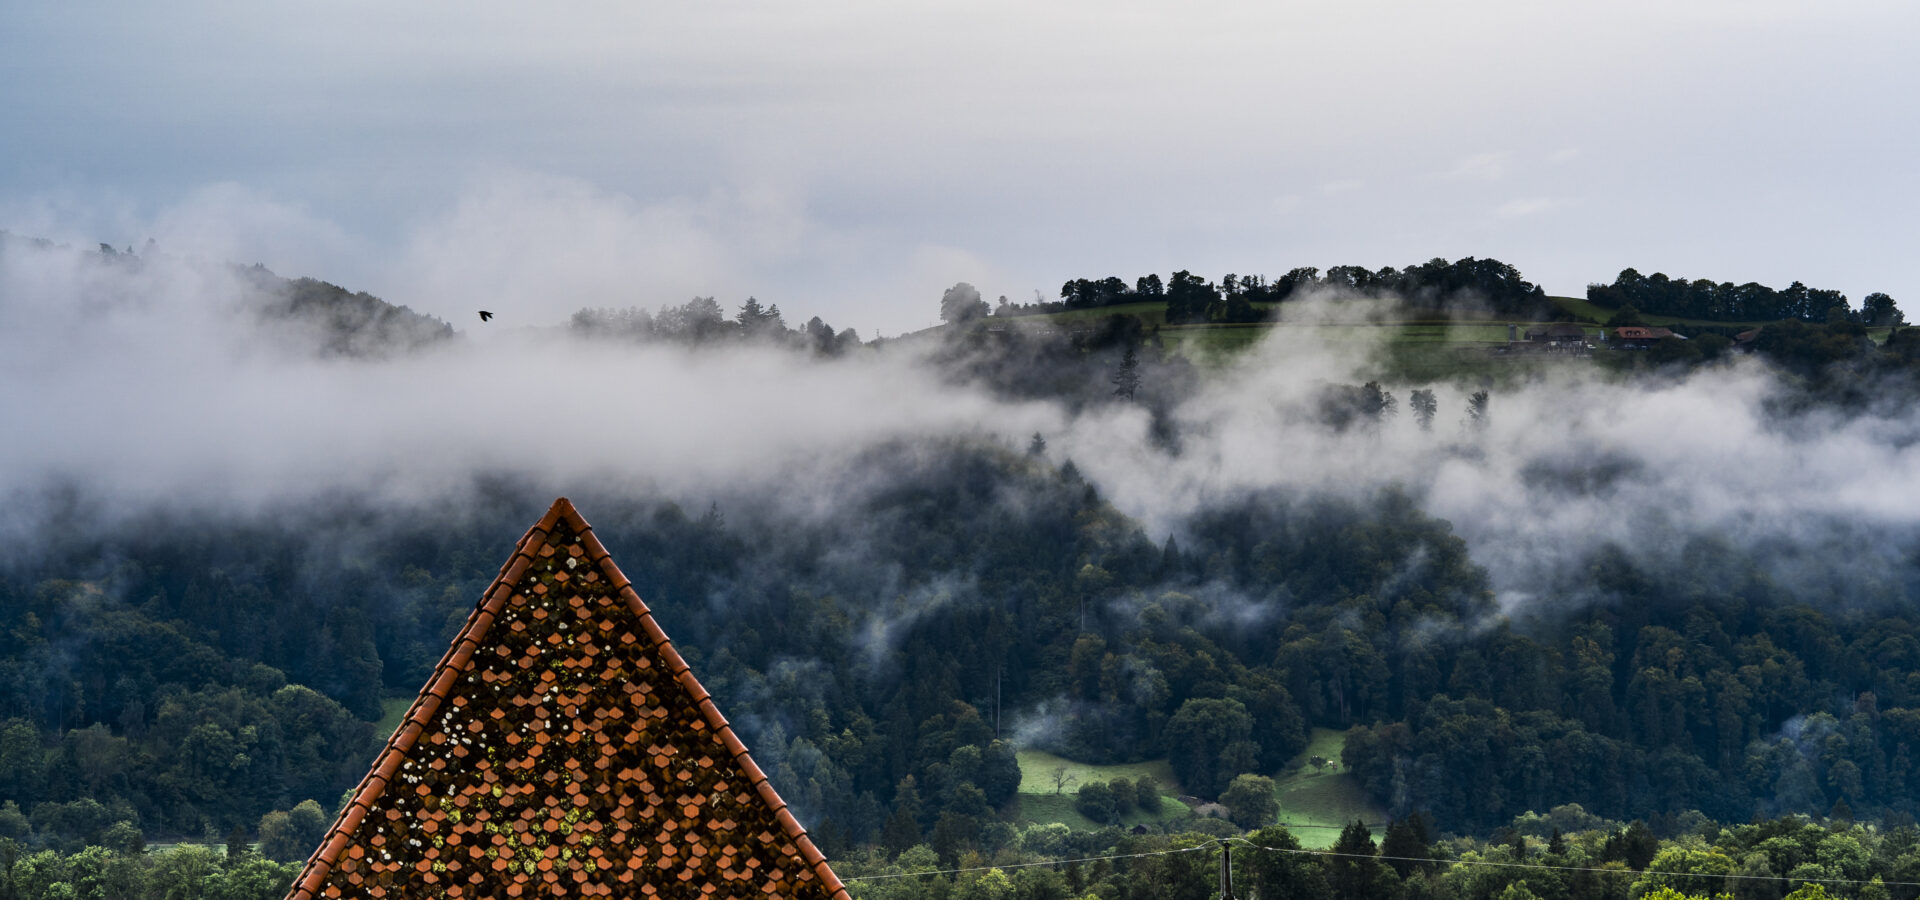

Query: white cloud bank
left=5, top=233, right=1920, bottom=611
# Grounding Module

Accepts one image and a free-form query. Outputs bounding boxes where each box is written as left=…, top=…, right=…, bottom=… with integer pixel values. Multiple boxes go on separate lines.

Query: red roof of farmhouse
left=286, top=498, right=848, bottom=900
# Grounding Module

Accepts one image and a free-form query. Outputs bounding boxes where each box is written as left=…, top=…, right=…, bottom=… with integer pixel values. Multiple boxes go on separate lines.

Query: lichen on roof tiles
left=286, top=498, right=848, bottom=900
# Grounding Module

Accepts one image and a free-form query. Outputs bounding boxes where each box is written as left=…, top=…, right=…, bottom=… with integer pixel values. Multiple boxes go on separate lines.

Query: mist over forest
left=8, top=234, right=1920, bottom=898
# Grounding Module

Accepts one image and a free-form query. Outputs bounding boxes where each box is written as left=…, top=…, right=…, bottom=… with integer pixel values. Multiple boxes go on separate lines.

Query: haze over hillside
left=4, top=3, right=1918, bottom=895
left=8, top=234, right=1920, bottom=840
left=7, top=236, right=1917, bottom=610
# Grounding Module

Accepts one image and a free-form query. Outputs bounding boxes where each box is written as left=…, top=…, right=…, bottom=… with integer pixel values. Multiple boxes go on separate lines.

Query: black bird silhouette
left=478, top=310, right=493, bottom=322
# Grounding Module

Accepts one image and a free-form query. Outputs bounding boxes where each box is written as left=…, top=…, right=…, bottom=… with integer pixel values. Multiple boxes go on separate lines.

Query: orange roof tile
left=286, top=498, right=849, bottom=900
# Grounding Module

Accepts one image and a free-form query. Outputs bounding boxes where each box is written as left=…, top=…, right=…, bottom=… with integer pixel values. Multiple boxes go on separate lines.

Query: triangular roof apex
left=537, top=496, right=589, bottom=533
left=287, top=498, right=847, bottom=900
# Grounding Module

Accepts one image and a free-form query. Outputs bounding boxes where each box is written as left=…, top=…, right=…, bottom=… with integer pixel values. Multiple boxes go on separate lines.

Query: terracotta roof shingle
left=286, top=498, right=849, bottom=900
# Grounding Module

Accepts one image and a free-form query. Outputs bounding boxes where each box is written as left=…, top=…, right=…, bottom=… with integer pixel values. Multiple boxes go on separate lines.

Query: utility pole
left=1219, top=840, right=1235, bottom=900
left=994, top=667, right=1002, bottom=736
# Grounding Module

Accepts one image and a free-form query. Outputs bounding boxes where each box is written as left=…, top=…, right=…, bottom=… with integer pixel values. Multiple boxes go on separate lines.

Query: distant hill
left=0, top=231, right=454, bottom=358
left=234, top=266, right=453, bottom=357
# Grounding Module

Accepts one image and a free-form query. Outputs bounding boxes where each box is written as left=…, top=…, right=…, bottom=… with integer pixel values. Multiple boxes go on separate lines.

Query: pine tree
left=1159, top=535, right=1184, bottom=577
left=1467, top=390, right=1490, bottom=429
left=1111, top=344, right=1141, bottom=401
left=1380, top=813, right=1432, bottom=877
left=1410, top=389, right=1438, bottom=431
left=1329, top=820, right=1383, bottom=898
left=1361, top=381, right=1397, bottom=422
left=226, top=825, right=251, bottom=860
left=881, top=776, right=923, bottom=854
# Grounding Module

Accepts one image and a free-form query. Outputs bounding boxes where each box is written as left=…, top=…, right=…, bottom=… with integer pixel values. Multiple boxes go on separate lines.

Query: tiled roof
left=286, top=498, right=848, bottom=900
left=1613, top=326, right=1674, bottom=340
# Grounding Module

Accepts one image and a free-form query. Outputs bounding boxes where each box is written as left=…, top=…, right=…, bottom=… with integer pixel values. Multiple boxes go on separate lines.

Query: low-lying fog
left=5, top=236, right=1918, bottom=611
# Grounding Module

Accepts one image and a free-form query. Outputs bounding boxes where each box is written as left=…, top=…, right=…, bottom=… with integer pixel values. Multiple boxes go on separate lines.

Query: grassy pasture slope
left=1014, top=791, right=1198, bottom=832
left=933, top=291, right=1880, bottom=383
left=1013, top=750, right=1193, bottom=829
left=1012, top=730, right=1385, bottom=847
left=996, top=293, right=1818, bottom=342
left=376, top=697, right=412, bottom=739
left=1015, top=749, right=1181, bottom=790
left=1269, top=728, right=1389, bottom=848
left=1162, top=321, right=1524, bottom=368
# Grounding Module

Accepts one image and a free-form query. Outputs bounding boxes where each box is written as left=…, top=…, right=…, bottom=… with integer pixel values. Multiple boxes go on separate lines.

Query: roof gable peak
left=289, top=498, right=846, bottom=900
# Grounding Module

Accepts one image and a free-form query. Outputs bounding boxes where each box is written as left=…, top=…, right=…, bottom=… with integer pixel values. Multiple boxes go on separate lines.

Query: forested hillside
left=1031, top=257, right=1554, bottom=324
left=1588, top=269, right=1905, bottom=326
left=9, top=239, right=1920, bottom=900
left=8, top=444, right=1920, bottom=843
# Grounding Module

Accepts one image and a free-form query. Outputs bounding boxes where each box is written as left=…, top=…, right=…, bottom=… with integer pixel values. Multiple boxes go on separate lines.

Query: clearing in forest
left=1012, top=750, right=1192, bottom=829
left=1269, top=728, right=1390, bottom=849
left=1011, top=730, right=1385, bottom=847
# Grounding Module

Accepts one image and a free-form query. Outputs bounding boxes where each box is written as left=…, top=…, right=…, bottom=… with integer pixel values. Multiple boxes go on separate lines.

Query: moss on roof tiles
left=286, top=498, right=847, bottom=900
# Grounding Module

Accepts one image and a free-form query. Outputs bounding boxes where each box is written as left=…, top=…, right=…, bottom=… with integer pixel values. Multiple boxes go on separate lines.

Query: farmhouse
left=1613, top=326, right=1677, bottom=349
left=286, top=498, right=848, bottom=900
left=1522, top=323, right=1590, bottom=353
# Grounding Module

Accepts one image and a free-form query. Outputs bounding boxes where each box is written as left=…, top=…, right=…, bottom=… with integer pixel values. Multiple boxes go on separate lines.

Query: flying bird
left=478, top=311, right=493, bottom=322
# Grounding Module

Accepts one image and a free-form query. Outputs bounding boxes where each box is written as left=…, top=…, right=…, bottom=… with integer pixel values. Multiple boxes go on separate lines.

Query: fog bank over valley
left=6, top=235, right=1918, bottom=613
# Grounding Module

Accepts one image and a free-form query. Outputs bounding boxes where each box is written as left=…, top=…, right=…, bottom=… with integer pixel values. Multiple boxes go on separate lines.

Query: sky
left=3, top=0, right=1917, bottom=335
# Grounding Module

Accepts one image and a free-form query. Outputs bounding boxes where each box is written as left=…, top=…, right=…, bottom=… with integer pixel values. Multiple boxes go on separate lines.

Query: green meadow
left=1012, top=729, right=1386, bottom=848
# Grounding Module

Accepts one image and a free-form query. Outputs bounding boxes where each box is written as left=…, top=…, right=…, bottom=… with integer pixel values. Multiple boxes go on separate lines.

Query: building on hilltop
left=1519, top=322, right=1591, bottom=354
left=1612, top=325, right=1677, bottom=349
left=286, top=498, right=849, bottom=900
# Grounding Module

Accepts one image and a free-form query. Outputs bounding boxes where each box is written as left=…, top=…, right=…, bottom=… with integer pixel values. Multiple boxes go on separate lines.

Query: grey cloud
left=5, top=2, right=1917, bottom=333
left=6, top=232, right=1920, bottom=623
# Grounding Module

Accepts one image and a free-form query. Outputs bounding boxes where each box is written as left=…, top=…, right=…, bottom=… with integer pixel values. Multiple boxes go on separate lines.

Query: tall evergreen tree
left=1328, top=820, right=1385, bottom=898
left=1111, top=345, right=1142, bottom=402
left=1380, top=813, right=1433, bottom=877
left=1410, top=389, right=1437, bottom=431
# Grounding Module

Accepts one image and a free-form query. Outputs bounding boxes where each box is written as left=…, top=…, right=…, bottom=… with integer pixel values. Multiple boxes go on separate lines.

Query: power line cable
left=840, top=844, right=1211, bottom=882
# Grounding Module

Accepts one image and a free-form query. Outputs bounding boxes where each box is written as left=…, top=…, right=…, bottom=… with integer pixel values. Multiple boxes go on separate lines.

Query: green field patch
left=979, top=296, right=1791, bottom=348
left=1161, top=325, right=1270, bottom=364
left=1165, top=320, right=1527, bottom=374
left=1013, top=790, right=1194, bottom=831
left=376, top=696, right=413, bottom=738
left=1015, top=749, right=1180, bottom=795
left=1010, top=737, right=1385, bottom=844
left=1014, top=791, right=1106, bottom=830
left=1267, top=728, right=1389, bottom=848
left=1013, top=750, right=1191, bottom=828
left=1292, top=728, right=1349, bottom=771
left=1016, top=301, right=1173, bottom=326
left=1547, top=294, right=1613, bottom=323
left=988, top=301, right=1746, bottom=381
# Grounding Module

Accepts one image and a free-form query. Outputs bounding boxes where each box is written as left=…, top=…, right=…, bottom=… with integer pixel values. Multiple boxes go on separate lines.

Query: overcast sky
left=3, top=0, right=1916, bottom=335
